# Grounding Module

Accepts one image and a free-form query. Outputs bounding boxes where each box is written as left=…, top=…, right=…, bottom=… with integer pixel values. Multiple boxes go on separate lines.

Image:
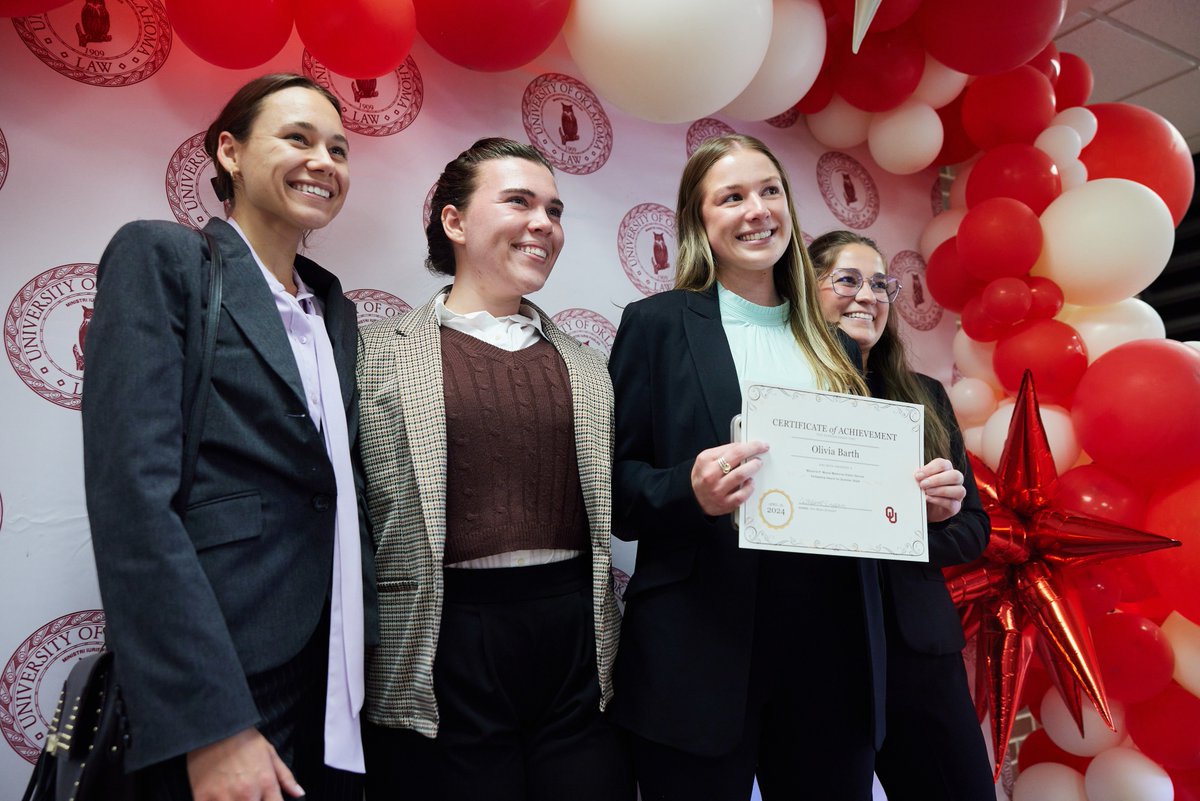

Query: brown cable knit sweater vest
left=440, top=328, right=589, bottom=564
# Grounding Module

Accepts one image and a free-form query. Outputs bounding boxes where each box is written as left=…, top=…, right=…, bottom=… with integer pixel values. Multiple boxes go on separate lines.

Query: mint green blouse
left=717, top=282, right=817, bottom=390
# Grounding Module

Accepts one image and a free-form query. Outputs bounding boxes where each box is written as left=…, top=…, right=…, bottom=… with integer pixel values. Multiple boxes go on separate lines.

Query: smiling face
left=817, top=243, right=890, bottom=358
left=442, top=156, right=564, bottom=315
left=699, top=147, right=793, bottom=291
left=218, top=85, right=349, bottom=243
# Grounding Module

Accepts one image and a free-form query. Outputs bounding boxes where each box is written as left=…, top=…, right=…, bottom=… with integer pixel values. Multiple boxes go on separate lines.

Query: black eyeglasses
left=827, top=268, right=902, bottom=303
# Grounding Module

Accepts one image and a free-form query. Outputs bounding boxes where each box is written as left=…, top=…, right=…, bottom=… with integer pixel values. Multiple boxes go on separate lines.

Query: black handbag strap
left=178, top=231, right=223, bottom=514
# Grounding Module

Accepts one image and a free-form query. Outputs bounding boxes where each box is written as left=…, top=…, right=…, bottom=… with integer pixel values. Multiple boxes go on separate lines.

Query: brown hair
left=425, top=138, right=555, bottom=276
left=204, top=73, right=341, bottom=208
left=808, top=230, right=953, bottom=461
left=674, top=134, right=866, bottom=397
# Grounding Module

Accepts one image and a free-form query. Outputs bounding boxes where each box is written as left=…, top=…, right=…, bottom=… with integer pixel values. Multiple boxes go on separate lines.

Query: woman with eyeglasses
left=810, top=230, right=994, bottom=801
left=606, top=135, right=886, bottom=800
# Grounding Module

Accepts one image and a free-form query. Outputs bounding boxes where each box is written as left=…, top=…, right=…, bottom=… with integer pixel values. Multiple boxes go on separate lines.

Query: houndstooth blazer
left=356, top=289, right=620, bottom=736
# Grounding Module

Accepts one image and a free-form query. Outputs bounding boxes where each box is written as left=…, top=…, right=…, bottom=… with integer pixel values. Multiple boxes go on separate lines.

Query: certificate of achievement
left=737, top=383, right=928, bottom=561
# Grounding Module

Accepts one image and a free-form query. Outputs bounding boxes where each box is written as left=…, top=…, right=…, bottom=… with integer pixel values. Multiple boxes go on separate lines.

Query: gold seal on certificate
left=737, top=382, right=929, bottom=561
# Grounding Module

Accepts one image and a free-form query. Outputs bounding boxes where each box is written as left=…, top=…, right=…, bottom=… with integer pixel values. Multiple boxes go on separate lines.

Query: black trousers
left=873, top=605, right=994, bottom=801
left=138, top=608, right=364, bottom=801
left=364, top=557, right=633, bottom=801
left=629, top=553, right=876, bottom=801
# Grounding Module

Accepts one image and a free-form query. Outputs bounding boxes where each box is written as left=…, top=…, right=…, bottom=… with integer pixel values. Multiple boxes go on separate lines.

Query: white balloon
left=1040, top=688, right=1126, bottom=757
left=1034, top=125, right=1083, bottom=166
left=963, top=425, right=984, bottom=456
left=1058, top=159, right=1088, bottom=191
left=949, top=377, right=999, bottom=427
left=980, top=402, right=1079, bottom=475
left=564, top=0, right=773, bottom=124
left=1012, top=763, right=1087, bottom=801
left=1162, top=611, right=1200, bottom=699
left=805, top=93, right=872, bottom=148
left=952, top=329, right=1002, bottom=390
left=949, top=160, right=974, bottom=209
left=911, top=52, right=969, bottom=109
left=1056, top=299, right=1166, bottom=363
left=1053, top=107, right=1098, bottom=148
left=868, top=101, right=943, bottom=175
left=1186, top=341, right=1200, bottom=353
left=722, top=0, right=826, bottom=120
left=1032, top=178, right=1175, bottom=307
left=1084, top=747, right=1174, bottom=801
left=919, top=208, right=965, bottom=261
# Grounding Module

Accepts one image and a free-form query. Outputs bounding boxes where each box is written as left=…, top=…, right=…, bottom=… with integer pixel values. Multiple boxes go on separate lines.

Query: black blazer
left=81, top=218, right=378, bottom=770
left=606, top=285, right=887, bottom=755
left=873, top=372, right=990, bottom=654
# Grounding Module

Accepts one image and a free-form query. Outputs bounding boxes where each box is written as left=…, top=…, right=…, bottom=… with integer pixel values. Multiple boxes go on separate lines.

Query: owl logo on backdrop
left=522, top=73, right=613, bottom=175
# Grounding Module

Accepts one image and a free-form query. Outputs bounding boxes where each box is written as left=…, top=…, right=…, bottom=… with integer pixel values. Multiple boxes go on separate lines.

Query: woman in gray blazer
left=82, top=74, right=375, bottom=801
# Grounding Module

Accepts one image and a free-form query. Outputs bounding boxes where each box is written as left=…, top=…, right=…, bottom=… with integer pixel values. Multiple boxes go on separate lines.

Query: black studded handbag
left=21, top=230, right=225, bottom=801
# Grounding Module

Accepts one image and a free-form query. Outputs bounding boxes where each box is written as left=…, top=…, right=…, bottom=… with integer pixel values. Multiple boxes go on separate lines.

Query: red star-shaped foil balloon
left=943, top=370, right=1180, bottom=776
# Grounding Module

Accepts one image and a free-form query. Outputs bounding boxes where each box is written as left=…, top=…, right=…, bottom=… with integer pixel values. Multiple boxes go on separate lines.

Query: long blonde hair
left=674, top=134, right=867, bottom=397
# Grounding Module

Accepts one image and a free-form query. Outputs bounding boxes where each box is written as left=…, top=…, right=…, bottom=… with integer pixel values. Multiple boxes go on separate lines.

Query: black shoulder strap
left=177, top=231, right=223, bottom=516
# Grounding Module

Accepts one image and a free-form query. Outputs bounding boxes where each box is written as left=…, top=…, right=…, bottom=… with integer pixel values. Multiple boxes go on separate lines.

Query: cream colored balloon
left=949, top=160, right=974, bottom=209
left=564, top=0, right=773, bottom=124
left=805, top=93, right=871, bottom=148
left=962, top=425, right=984, bottom=456
left=980, top=401, right=1079, bottom=474
left=722, top=0, right=826, bottom=121
left=911, top=53, right=969, bottom=109
left=1034, top=124, right=1083, bottom=166
left=952, top=328, right=1002, bottom=391
left=949, top=377, right=999, bottom=428
left=1057, top=299, right=1166, bottom=363
left=1040, top=687, right=1126, bottom=757
left=1012, top=763, right=1087, bottom=801
left=919, top=208, right=965, bottom=261
left=1162, top=611, right=1200, bottom=699
left=868, top=100, right=943, bottom=175
left=1032, top=178, right=1175, bottom=306
left=1085, top=748, right=1173, bottom=801
left=1058, top=159, right=1088, bottom=191
left=1053, top=106, right=1098, bottom=147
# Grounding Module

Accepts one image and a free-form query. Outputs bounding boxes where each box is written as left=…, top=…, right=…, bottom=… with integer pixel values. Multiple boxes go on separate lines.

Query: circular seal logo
left=522, top=73, right=613, bottom=176
left=165, top=131, right=222, bottom=231
left=765, top=107, right=800, bottom=129
left=815, top=152, right=880, bottom=230
left=889, top=249, right=942, bottom=332
left=552, top=308, right=616, bottom=357
left=12, top=0, right=171, bottom=88
left=931, top=173, right=947, bottom=216
left=685, top=118, right=736, bottom=158
left=345, top=288, right=411, bottom=328
left=0, top=127, right=8, bottom=194
left=618, top=203, right=677, bottom=297
left=1, top=610, right=106, bottom=763
left=302, top=50, right=423, bottom=138
left=5, top=264, right=97, bottom=410
left=758, top=489, right=794, bottom=530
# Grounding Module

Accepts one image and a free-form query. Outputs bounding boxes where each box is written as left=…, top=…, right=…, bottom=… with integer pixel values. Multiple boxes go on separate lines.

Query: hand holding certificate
left=736, top=382, right=929, bottom=561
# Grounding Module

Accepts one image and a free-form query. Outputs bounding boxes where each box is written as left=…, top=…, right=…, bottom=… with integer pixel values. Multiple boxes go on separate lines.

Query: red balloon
left=1090, top=611, right=1175, bottom=703
left=1126, top=682, right=1200, bottom=769
left=1081, top=102, right=1196, bottom=227
left=1072, top=341, right=1200, bottom=488
left=981, top=277, right=1033, bottom=325
left=1025, top=276, right=1064, bottom=320
left=296, top=0, right=416, bottom=79
left=962, top=66, right=1057, bottom=149
left=961, top=296, right=1011, bottom=342
left=1026, top=41, right=1061, bottom=83
left=992, top=319, right=1087, bottom=405
left=925, top=237, right=985, bottom=313
left=1055, top=52, right=1094, bottom=110
left=0, top=0, right=69, bottom=14
left=916, top=0, right=1065, bottom=76
left=1170, top=767, right=1200, bottom=801
left=1071, top=565, right=1122, bottom=620
left=1022, top=659, right=1053, bottom=722
left=167, top=0, right=293, bottom=70
left=1141, top=471, right=1200, bottom=625
left=957, top=197, right=1042, bottom=281
left=833, top=0, right=921, bottom=32
left=835, top=23, right=925, bottom=112
left=414, top=0, right=568, bottom=72
left=1053, top=464, right=1146, bottom=528
left=797, top=13, right=849, bottom=114
left=1017, top=727, right=1093, bottom=774
left=965, top=143, right=1062, bottom=214
left=933, top=93, right=979, bottom=166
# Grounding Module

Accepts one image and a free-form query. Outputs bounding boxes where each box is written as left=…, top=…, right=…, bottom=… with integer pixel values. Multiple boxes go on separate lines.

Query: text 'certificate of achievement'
left=737, top=383, right=928, bottom=562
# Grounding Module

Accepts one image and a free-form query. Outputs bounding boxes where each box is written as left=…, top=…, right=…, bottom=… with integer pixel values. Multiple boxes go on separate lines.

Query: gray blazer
left=81, top=218, right=377, bottom=770
left=357, top=291, right=620, bottom=737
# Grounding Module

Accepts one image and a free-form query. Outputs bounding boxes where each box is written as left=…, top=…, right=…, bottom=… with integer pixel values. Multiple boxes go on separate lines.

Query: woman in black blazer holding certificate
left=607, top=134, right=882, bottom=800
left=810, top=230, right=993, bottom=801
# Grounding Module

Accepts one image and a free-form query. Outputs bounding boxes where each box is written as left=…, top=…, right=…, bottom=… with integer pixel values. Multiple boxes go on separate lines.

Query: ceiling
left=1057, top=0, right=1200, bottom=153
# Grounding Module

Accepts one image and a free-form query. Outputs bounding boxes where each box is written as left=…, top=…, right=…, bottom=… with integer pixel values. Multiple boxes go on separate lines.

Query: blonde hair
left=674, top=135, right=867, bottom=397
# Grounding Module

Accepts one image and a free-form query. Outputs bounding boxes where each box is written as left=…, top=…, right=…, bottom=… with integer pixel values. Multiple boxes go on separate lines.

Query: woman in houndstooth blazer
left=356, top=138, right=631, bottom=801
